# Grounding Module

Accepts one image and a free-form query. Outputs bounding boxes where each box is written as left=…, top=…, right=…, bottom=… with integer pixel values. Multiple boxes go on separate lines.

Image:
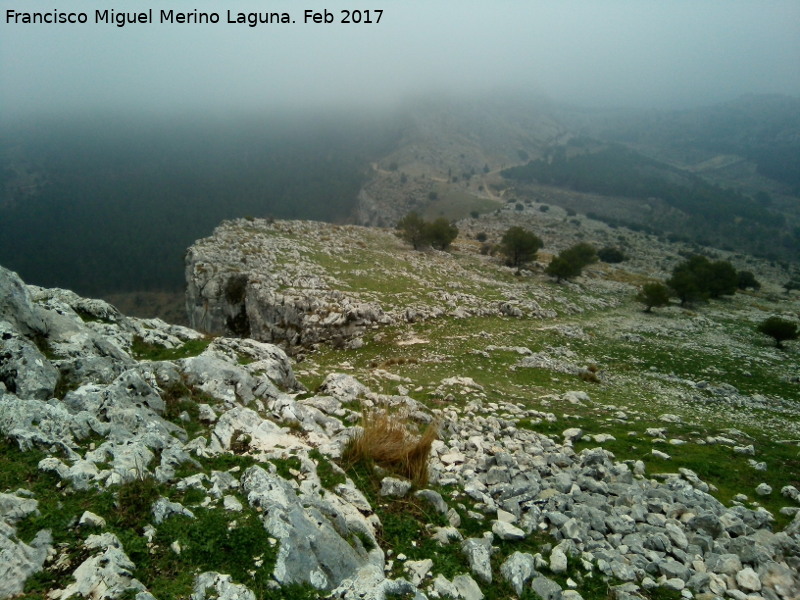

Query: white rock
left=404, top=558, right=433, bottom=587
left=755, top=483, right=772, bottom=496
left=380, top=477, right=412, bottom=498
left=78, top=511, right=106, bottom=528
left=222, top=495, right=243, bottom=512
left=500, top=552, right=536, bottom=596
left=735, top=567, right=762, bottom=592
left=549, top=547, right=568, bottom=574
left=452, top=574, right=484, bottom=600
left=492, top=520, right=525, bottom=541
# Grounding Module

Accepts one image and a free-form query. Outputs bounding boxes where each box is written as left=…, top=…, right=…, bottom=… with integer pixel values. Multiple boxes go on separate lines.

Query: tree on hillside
left=737, top=271, right=761, bottom=291
left=499, top=226, right=543, bottom=270
left=546, top=243, right=597, bottom=282
left=546, top=255, right=582, bottom=282
left=396, top=212, right=459, bottom=251
left=396, top=212, right=428, bottom=250
left=667, top=255, right=738, bottom=305
left=706, top=260, right=738, bottom=298
left=565, top=242, right=598, bottom=267
left=426, top=217, right=458, bottom=251
left=758, top=316, right=798, bottom=349
left=636, top=282, right=671, bottom=313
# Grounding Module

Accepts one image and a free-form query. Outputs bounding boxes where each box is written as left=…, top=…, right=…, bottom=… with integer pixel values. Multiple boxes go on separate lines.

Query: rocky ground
left=2, top=208, right=800, bottom=599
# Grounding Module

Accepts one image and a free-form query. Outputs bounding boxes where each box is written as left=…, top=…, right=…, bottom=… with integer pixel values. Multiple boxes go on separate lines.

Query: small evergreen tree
left=707, top=260, right=738, bottom=298
left=396, top=212, right=458, bottom=251
left=758, top=316, right=798, bottom=349
left=499, top=226, right=543, bottom=270
left=396, top=212, right=428, bottom=250
left=636, top=283, right=671, bottom=312
left=426, top=218, right=458, bottom=250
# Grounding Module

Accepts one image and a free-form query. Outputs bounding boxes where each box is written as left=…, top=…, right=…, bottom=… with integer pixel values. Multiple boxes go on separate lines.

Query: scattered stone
left=404, top=558, right=432, bottom=587
left=549, top=547, right=568, bottom=574
left=500, top=552, right=536, bottom=596
left=461, top=537, right=493, bottom=584
left=562, top=428, right=583, bottom=442
left=78, top=511, right=106, bottom=529
left=492, top=520, right=525, bottom=541
left=531, top=575, right=563, bottom=600
left=452, top=574, right=484, bottom=600
left=755, top=483, right=772, bottom=496
left=380, top=477, right=412, bottom=498
left=735, top=567, right=762, bottom=592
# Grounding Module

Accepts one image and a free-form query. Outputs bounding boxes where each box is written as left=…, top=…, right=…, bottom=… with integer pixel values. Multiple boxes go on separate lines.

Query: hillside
left=354, top=95, right=800, bottom=263
left=2, top=208, right=800, bottom=598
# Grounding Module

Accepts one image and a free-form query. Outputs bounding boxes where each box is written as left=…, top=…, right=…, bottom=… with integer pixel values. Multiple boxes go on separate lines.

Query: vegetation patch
left=130, top=335, right=213, bottom=361
left=342, top=410, right=438, bottom=487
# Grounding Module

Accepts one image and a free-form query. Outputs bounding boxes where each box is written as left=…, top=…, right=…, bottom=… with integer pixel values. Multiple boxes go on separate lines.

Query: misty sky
left=2, top=0, right=799, bottom=117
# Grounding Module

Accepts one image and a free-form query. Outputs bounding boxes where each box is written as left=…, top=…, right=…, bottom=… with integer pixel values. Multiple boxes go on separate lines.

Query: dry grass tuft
left=343, top=410, right=438, bottom=487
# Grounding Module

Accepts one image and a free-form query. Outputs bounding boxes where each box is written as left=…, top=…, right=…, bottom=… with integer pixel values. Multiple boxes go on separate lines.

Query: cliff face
left=185, top=220, right=390, bottom=351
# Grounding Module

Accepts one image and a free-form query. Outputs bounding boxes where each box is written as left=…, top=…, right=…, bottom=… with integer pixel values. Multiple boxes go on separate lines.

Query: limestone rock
left=452, top=574, right=484, bottom=600
left=500, top=552, right=536, bottom=596
left=192, top=572, right=256, bottom=600
left=380, top=477, right=412, bottom=498
left=241, top=466, right=370, bottom=590
left=461, top=537, right=493, bottom=584
left=49, top=533, right=146, bottom=600
left=531, top=575, right=563, bottom=600
left=492, top=520, right=525, bottom=541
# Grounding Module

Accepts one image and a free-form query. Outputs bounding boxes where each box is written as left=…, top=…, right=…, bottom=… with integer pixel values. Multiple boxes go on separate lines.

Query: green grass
left=130, top=336, right=213, bottom=362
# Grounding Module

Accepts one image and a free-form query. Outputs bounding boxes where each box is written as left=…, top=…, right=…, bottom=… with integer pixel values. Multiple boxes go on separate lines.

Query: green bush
left=598, top=246, right=626, bottom=263
left=758, top=316, right=798, bottom=348
left=667, top=255, right=738, bottom=304
left=396, top=212, right=458, bottom=251
left=546, top=242, right=597, bottom=282
left=636, top=282, right=672, bottom=312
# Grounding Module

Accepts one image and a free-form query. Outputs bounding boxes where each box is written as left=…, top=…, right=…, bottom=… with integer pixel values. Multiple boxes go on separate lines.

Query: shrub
left=758, top=317, right=798, bottom=349
left=343, top=410, right=438, bottom=487
left=737, top=271, right=761, bottom=290
left=546, top=243, right=597, bottom=282
left=597, top=246, right=626, bottom=263
left=396, top=212, right=458, bottom=251
left=475, top=232, right=488, bottom=243
left=115, top=477, right=161, bottom=530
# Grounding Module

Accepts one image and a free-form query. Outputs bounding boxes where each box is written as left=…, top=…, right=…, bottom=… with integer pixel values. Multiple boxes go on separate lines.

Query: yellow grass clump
left=343, top=409, right=438, bottom=488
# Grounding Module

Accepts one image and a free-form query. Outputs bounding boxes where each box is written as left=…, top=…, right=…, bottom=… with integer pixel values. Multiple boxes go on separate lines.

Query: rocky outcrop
left=184, top=219, right=563, bottom=352
left=185, top=220, right=390, bottom=350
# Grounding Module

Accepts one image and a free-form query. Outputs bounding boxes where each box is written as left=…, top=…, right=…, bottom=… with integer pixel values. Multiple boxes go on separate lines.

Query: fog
left=2, top=0, right=799, bottom=118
